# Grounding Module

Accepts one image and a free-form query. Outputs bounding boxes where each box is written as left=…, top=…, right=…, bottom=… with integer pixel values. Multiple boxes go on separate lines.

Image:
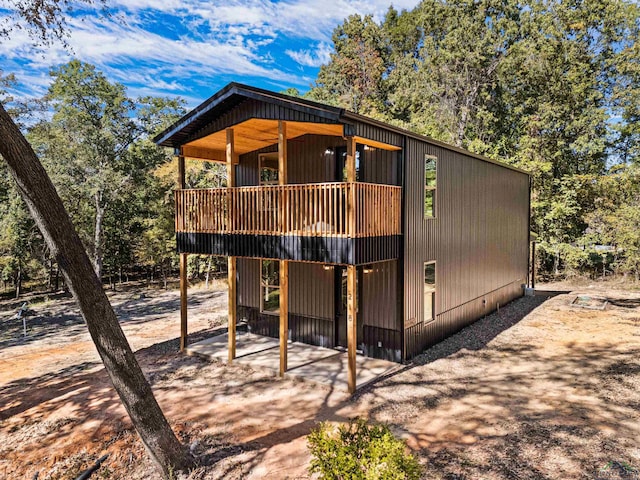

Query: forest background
left=2, top=0, right=639, bottom=298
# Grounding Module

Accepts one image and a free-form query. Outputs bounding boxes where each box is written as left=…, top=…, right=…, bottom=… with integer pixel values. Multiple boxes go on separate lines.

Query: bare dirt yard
left=1, top=280, right=639, bottom=479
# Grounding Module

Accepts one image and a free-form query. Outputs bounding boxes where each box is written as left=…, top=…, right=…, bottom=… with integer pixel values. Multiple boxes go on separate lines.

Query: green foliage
left=308, top=14, right=389, bottom=117
left=307, top=418, right=422, bottom=480
left=23, top=60, right=186, bottom=283
left=310, top=0, right=640, bottom=279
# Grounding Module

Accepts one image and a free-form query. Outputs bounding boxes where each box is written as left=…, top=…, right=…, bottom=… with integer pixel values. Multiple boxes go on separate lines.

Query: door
left=334, top=266, right=363, bottom=349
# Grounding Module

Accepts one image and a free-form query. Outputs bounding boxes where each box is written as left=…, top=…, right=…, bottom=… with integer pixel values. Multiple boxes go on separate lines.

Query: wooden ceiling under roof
left=181, top=118, right=400, bottom=162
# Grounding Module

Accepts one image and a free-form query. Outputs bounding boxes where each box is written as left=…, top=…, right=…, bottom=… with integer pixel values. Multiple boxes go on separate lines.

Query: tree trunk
left=48, top=258, right=54, bottom=290
left=94, top=192, right=105, bottom=280
left=205, top=256, right=212, bottom=288
left=0, top=103, right=194, bottom=476
left=162, top=261, right=168, bottom=290
left=15, top=262, right=22, bottom=299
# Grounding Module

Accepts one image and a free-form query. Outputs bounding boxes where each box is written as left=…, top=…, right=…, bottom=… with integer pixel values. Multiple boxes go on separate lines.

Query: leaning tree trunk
left=0, top=103, right=194, bottom=476
left=94, top=191, right=105, bottom=279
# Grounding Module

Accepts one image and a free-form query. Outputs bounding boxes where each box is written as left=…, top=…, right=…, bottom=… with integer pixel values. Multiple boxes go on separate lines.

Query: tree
left=311, top=0, right=640, bottom=277
left=0, top=1, right=194, bottom=476
left=28, top=65, right=186, bottom=281
left=309, top=14, right=389, bottom=117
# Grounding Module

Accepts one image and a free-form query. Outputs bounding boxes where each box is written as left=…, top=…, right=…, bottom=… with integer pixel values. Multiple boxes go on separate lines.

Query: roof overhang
left=153, top=83, right=344, bottom=149
left=154, top=82, right=527, bottom=176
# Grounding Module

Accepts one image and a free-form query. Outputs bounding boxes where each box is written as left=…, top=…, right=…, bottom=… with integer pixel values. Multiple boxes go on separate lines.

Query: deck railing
left=175, top=182, right=401, bottom=238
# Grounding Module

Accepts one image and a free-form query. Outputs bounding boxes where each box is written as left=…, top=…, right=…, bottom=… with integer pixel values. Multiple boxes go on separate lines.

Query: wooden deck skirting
left=175, top=182, right=401, bottom=238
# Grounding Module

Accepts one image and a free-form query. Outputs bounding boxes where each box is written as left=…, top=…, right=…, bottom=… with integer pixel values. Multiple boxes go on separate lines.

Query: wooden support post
left=226, top=128, right=237, bottom=185
left=278, top=121, right=287, bottom=184
left=228, top=256, right=237, bottom=362
left=226, top=129, right=238, bottom=362
left=346, top=137, right=357, bottom=237
left=179, top=253, right=188, bottom=352
left=346, top=136, right=356, bottom=182
left=177, top=149, right=188, bottom=352
left=278, top=121, right=288, bottom=233
left=347, top=264, right=357, bottom=394
left=279, top=260, right=289, bottom=376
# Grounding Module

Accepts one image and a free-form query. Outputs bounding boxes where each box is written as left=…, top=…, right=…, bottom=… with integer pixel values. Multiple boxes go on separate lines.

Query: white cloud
left=286, top=42, right=332, bottom=67
left=1, top=0, right=421, bottom=104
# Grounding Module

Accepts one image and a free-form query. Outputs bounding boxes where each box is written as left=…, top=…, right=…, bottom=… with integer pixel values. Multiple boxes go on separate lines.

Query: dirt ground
left=1, top=280, right=639, bottom=479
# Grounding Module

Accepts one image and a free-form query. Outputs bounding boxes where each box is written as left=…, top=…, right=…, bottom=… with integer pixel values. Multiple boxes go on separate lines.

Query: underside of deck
left=185, top=332, right=400, bottom=392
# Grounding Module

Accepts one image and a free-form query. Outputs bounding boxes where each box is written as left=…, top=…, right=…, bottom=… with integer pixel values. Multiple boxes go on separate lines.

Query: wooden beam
left=179, top=253, right=188, bottom=351
left=347, top=264, right=357, bottom=394
left=278, top=120, right=287, bottom=184
left=228, top=256, right=237, bottom=362
left=182, top=144, right=226, bottom=163
left=279, top=260, right=289, bottom=376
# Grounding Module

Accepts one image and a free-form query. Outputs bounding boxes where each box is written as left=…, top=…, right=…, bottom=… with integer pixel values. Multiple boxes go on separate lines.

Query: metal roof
left=153, top=82, right=528, bottom=176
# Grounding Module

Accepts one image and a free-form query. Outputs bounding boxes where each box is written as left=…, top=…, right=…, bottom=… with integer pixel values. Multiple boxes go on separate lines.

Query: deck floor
left=186, top=332, right=401, bottom=392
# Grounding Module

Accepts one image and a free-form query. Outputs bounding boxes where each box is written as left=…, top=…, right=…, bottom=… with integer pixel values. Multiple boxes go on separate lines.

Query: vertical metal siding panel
left=353, top=122, right=403, bottom=148
left=404, top=136, right=529, bottom=360
left=237, top=258, right=260, bottom=308
left=362, top=149, right=399, bottom=185
left=289, top=262, right=334, bottom=320
left=238, top=150, right=259, bottom=187
left=361, top=260, right=399, bottom=330
left=287, top=134, right=347, bottom=184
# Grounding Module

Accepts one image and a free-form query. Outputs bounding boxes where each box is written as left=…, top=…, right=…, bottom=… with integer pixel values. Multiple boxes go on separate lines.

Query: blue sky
left=1, top=0, right=420, bottom=107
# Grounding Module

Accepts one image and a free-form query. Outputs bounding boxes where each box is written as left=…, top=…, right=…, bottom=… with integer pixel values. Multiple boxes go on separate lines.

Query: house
left=154, top=83, right=530, bottom=393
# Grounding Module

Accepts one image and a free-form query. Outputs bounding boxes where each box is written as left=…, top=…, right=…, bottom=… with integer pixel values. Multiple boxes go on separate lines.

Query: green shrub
left=307, top=417, right=422, bottom=480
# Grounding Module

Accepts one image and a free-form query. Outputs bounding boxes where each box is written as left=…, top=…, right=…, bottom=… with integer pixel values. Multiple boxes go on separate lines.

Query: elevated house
left=154, top=83, right=530, bottom=393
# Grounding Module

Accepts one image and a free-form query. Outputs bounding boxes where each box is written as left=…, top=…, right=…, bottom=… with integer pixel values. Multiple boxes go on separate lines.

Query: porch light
left=363, top=265, right=374, bottom=274
left=324, top=147, right=334, bottom=155
left=363, top=145, right=376, bottom=151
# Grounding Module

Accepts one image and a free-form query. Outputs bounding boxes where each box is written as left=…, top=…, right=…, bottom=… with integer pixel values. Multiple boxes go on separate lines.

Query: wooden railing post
left=175, top=183, right=402, bottom=239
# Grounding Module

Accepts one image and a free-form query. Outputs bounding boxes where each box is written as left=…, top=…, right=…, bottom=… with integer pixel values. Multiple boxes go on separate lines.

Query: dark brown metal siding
left=288, top=135, right=343, bottom=184
left=237, top=259, right=334, bottom=320
left=350, top=121, right=403, bottom=148
left=361, top=149, right=400, bottom=185
left=361, top=260, right=400, bottom=330
left=289, top=262, right=334, bottom=319
left=403, top=138, right=529, bottom=359
left=188, top=98, right=337, bottom=143
left=237, top=258, right=260, bottom=308
left=236, top=134, right=399, bottom=186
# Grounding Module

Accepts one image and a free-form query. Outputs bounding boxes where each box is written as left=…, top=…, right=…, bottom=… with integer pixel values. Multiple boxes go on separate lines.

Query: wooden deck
left=175, top=182, right=401, bottom=238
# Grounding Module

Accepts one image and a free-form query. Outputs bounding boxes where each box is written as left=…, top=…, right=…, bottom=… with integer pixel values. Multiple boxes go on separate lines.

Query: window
left=424, top=155, right=437, bottom=218
left=259, top=153, right=279, bottom=185
left=261, top=260, right=280, bottom=314
left=424, top=262, right=436, bottom=322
